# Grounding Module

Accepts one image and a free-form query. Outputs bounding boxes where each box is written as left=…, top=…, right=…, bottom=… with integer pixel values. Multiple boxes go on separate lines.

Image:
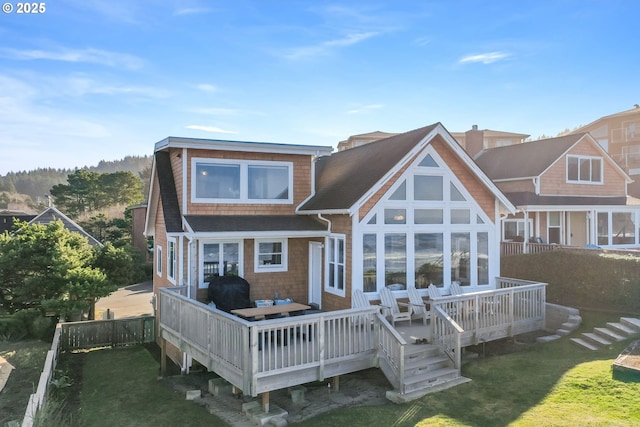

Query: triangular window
left=389, top=181, right=406, bottom=200
left=418, top=154, right=438, bottom=167
left=450, top=183, right=466, bottom=201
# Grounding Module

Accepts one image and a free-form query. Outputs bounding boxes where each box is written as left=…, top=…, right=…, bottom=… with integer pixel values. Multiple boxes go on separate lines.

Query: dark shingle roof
left=475, top=134, right=585, bottom=180
left=155, top=151, right=183, bottom=233
left=299, top=123, right=439, bottom=211
left=184, top=215, right=327, bottom=233
left=29, top=207, right=102, bottom=246
left=504, top=192, right=627, bottom=207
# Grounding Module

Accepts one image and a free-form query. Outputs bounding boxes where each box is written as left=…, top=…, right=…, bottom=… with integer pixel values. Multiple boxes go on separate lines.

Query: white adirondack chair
left=352, top=289, right=375, bottom=327
left=427, top=283, right=442, bottom=299
left=379, top=287, right=412, bottom=326
left=407, top=286, right=430, bottom=325
left=449, top=282, right=464, bottom=296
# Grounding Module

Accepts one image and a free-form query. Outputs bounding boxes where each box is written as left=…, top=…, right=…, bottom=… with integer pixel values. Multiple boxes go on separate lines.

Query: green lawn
left=8, top=310, right=640, bottom=426
left=0, top=339, right=50, bottom=426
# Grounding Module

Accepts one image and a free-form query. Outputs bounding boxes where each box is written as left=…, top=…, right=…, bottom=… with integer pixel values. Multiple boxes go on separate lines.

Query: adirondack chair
left=427, top=284, right=457, bottom=317
left=379, top=287, right=412, bottom=326
left=351, top=289, right=376, bottom=327
left=407, top=286, right=430, bottom=325
left=449, top=282, right=464, bottom=296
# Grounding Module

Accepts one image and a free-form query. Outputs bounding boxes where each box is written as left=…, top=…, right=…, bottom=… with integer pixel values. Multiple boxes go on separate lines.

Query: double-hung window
left=327, top=235, right=345, bottom=295
left=167, top=238, right=177, bottom=284
left=193, top=158, right=293, bottom=203
left=255, top=239, right=287, bottom=272
left=567, top=155, right=602, bottom=184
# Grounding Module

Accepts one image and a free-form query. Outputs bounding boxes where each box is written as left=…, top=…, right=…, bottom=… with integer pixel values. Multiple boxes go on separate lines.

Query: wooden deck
left=158, top=277, right=546, bottom=403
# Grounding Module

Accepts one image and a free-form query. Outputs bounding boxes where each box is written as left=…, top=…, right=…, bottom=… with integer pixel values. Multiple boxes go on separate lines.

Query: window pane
left=591, top=159, right=601, bottom=182
left=415, top=209, right=443, bottom=224
left=385, top=208, right=406, bottom=224
left=597, top=212, right=609, bottom=245
left=385, top=233, right=406, bottom=286
left=367, top=214, right=377, bottom=225
left=196, top=163, right=240, bottom=198
left=222, top=243, right=239, bottom=275
left=203, top=243, right=220, bottom=282
left=451, top=209, right=470, bottom=224
left=419, top=154, right=439, bottom=167
left=567, top=157, right=578, bottom=181
left=389, top=181, right=406, bottom=200
left=248, top=165, right=289, bottom=199
left=414, top=175, right=443, bottom=200
left=451, top=233, right=470, bottom=286
left=414, top=233, right=443, bottom=288
left=579, top=158, right=590, bottom=181
left=613, top=212, right=634, bottom=244
left=477, top=232, right=489, bottom=285
left=548, top=211, right=561, bottom=226
left=450, top=183, right=466, bottom=201
left=258, top=242, right=283, bottom=266
left=363, top=234, right=377, bottom=293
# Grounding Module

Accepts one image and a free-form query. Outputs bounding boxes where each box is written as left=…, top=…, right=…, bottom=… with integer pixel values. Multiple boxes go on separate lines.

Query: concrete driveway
left=95, top=281, right=154, bottom=319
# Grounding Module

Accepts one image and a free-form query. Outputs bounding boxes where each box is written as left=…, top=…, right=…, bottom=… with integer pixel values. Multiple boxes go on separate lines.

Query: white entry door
left=308, top=242, right=323, bottom=308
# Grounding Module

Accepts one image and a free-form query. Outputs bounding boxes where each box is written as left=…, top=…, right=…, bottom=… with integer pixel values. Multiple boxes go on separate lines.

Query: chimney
left=465, top=125, right=484, bottom=159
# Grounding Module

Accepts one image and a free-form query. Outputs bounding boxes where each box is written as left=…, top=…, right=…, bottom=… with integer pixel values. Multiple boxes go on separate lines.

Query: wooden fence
left=22, top=316, right=156, bottom=426
left=60, top=316, right=155, bottom=351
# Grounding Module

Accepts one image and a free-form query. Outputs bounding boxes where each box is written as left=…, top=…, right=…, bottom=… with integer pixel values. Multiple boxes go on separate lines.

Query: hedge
left=501, top=248, right=640, bottom=315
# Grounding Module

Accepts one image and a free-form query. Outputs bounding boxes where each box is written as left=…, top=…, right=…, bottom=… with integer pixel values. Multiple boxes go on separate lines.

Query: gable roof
left=299, top=124, right=439, bottom=212
left=476, top=133, right=631, bottom=184
left=475, top=133, right=588, bottom=181
left=29, top=207, right=102, bottom=246
left=298, top=123, right=515, bottom=214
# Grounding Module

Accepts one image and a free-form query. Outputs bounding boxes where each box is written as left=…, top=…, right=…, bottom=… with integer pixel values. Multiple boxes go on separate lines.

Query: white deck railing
left=159, top=288, right=379, bottom=396
left=377, top=314, right=406, bottom=391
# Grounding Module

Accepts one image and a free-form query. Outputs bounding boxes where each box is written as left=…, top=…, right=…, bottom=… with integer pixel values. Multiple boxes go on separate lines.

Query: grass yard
left=0, top=339, right=50, bottom=426
left=295, top=310, right=640, bottom=427
left=5, top=310, right=640, bottom=426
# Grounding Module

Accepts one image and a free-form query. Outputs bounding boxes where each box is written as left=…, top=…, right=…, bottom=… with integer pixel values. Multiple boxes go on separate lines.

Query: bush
left=0, top=316, right=27, bottom=341
left=502, top=248, right=640, bottom=314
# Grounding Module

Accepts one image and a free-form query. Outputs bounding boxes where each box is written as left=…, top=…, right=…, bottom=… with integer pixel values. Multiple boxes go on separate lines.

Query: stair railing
left=431, top=305, right=463, bottom=371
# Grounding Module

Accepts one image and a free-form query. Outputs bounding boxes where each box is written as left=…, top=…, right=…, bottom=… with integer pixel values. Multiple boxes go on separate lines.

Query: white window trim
left=167, top=238, right=177, bottom=284
left=502, top=218, right=534, bottom=241
left=325, top=234, right=346, bottom=297
left=254, top=238, right=288, bottom=273
left=198, top=239, right=244, bottom=288
left=191, top=157, right=294, bottom=204
left=566, top=155, right=603, bottom=184
left=156, top=245, right=163, bottom=277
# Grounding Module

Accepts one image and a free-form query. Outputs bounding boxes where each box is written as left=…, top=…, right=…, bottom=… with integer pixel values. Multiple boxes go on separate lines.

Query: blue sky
left=1, top=0, right=639, bottom=174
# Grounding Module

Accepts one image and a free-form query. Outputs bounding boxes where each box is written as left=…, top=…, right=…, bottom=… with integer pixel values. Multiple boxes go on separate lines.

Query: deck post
left=160, top=337, right=167, bottom=376
left=332, top=375, right=340, bottom=392
left=262, top=391, right=270, bottom=413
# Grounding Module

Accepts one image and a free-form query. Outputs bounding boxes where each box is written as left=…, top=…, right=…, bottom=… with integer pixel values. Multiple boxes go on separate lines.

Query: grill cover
left=207, top=275, right=251, bottom=313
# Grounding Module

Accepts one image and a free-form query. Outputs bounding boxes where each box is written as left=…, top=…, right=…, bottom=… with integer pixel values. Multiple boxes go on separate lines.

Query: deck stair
left=570, top=317, right=640, bottom=351
left=385, top=343, right=470, bottom=403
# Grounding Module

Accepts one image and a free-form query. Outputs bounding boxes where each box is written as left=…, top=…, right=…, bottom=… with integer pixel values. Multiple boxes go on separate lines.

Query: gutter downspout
left=317, top=213, right=332, bottom=233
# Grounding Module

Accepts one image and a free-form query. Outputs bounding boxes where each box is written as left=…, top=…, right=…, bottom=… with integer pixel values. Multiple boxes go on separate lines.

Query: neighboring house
left=127, top=203, right=150, bottom=260
left=570, top=105, right=640, bottom=196
left=0, top=209, right=36, bottom=233
left=475, top=133, right=640, bottom=248
left=451, top=125, right=530, bottom=155
left=29, top=206, right=103, bottom=246
left=145, top=123, right=516, bottom=313
left=336, top=131, right=399, bottom=151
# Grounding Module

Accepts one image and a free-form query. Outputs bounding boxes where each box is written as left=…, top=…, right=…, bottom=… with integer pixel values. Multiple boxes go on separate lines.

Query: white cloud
left=186, top=125, right=238, bottom=134
left=459, top=51, right=511, bottom=65
left=347, top=104, right=384, bottom=114
left=283, top=32, right=378, bottom=60
left=194, top=83, right=218, bottom=93
left=0, top=47, right=145, bottom=70
left=174, top=7, right=213, bottom=16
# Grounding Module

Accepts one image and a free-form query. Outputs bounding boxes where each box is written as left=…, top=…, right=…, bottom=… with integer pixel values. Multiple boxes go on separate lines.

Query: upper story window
left=567, top=155, right=602, bottom=184
left=192, top=158, right=293, bottom=203
left=255, top=239, right=288, bottom=272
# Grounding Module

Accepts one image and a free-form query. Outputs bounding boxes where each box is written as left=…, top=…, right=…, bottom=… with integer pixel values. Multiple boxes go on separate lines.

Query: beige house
left=475, top=133, right=640, bottom=249
left=451, top=125, right=529, bottom=155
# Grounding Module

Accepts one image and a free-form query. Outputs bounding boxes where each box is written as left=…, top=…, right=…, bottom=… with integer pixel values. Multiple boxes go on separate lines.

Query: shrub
left=0, top=316, right=27, bottom=341
left=502, top=248, right=640, bottom=314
